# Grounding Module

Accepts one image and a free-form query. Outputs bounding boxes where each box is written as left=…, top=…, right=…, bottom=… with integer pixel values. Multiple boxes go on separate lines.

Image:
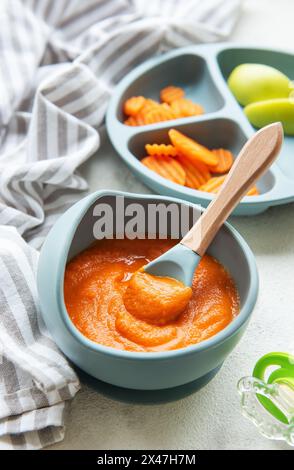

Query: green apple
left=228, top=64, right=291, bottom=105
left=245, top=98, right=294, bottom=136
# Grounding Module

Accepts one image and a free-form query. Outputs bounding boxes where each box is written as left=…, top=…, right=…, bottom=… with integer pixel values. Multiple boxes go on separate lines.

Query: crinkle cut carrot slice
left=168, top=129, right=218, bottom=166
left=160, top=86, right=185, bottom=104
left=139, top=99, right=162, bottom=115
left=145, top=144, right=177, bottom=157
left=199, top=175, right=227, bottom=193
left=141, top=155, right=186, bottom=185
left=142, top=104, right=176, bottom=124
left=209, top=148, right=234, bottom=174
left=246, top=186, right=259, bottom=196
left=124, top=116, right=137, bottom=126
left=177, top=154, right=211, bottom=189
left=123, top=96, right=146, bottom=116
left=140, top=99, right=159, bottom=113
left=171, top=98, right=204, bottom=118
left=125, top=100, right=161, bottom=126
left=200, top=176, right=260, bottom=197
left=133, top=113, right=146, bottom=126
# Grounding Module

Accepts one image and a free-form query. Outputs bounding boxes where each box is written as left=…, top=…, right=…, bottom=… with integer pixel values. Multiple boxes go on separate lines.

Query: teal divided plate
left=106, top=43, right=294, bottom=216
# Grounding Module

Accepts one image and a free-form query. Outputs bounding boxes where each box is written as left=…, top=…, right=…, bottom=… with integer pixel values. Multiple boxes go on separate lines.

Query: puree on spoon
left=123, top=270, right=192, bottom=325
left=64, top=238, right=239, bottom=352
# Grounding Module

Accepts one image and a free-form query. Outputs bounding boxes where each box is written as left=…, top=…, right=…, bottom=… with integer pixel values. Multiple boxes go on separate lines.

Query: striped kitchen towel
left=0, top=0, right=242, bottom=449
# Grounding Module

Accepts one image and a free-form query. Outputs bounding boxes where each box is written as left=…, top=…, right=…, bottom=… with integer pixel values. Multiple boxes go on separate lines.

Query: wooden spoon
left=144, top=123, right=283, bottom=286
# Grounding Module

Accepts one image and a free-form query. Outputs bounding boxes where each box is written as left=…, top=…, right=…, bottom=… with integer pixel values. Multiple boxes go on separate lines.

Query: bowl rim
left=55, top=190, right=259, bottom=361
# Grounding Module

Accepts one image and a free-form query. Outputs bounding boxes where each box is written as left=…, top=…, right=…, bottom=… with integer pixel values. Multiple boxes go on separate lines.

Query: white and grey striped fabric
left=0, top=0, right=242, bottom=450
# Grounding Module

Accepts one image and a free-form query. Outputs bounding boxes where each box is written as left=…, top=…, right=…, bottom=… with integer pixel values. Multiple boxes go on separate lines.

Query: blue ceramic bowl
left=37, top=191, right=258, bottom=390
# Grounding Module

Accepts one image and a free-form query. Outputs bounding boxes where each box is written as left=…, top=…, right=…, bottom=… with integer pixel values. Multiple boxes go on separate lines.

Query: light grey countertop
left=51, top=0, right=294, bottom=450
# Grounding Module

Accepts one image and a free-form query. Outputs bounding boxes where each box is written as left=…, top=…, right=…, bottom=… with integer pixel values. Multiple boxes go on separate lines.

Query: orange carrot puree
left=123, top=270, right=193, bottom=325
left=64, top=239, right=239, bottom=352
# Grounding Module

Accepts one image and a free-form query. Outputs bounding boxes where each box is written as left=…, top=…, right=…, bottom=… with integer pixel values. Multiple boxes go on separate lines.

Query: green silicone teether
left=253, top=352, right=294, bottom=424
left=238, top=352, right=294, bottom=446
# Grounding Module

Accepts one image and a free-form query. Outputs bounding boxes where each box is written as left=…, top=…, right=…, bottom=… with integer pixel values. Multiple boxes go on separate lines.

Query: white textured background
left=51, top=0, right=294, bottom=450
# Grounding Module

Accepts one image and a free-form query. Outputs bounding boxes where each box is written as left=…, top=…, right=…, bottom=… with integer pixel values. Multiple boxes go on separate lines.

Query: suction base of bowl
left=75, top=364, right=222, bottom=404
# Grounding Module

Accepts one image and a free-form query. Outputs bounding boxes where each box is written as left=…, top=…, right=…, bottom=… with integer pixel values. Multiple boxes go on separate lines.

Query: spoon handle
left=181, top=123, right=283, bottom=256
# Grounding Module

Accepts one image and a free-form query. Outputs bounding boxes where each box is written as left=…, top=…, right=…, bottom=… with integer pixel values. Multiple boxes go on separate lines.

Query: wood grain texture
left=181, top=123, right=283, bottom=256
